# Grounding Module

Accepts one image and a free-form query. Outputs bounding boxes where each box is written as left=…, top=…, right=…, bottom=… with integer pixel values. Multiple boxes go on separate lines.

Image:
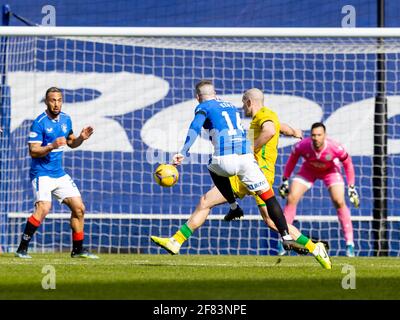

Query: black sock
left=264, top=196, right=289, bottom=237
left=17, top=220, right=39, bottom=252
left=208, top=170, right=236, bottom=204
left=73, top=240, right=83, bottom=253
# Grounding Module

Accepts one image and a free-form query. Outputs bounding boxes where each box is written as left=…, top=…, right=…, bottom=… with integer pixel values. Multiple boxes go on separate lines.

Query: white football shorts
left=208, top=153, right=269, bottom=192
left=31, top=174, right=81, bottom=204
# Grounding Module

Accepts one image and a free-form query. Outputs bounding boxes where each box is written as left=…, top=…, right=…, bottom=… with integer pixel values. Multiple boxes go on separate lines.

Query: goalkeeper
left=278, top=122, right=359, bottom=257
left=151, top=88, right=332, bottom=270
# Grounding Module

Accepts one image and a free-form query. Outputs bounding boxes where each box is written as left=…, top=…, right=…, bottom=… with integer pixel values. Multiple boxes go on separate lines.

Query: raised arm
left=67, top=126, right=94, bottom=149
left=28, top=120, right=66, bottom=158
left=29, top=138, right=66, bottom=158
left=280, top=123, right=303, bottom=139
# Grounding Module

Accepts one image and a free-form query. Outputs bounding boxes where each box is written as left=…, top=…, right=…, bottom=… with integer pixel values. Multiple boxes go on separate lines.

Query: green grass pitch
left=1, top=253, right=399, bottom=300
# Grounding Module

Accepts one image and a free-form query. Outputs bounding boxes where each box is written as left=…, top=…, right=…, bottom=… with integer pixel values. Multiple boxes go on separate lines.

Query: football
left=153, top=164, right=179, bottom=187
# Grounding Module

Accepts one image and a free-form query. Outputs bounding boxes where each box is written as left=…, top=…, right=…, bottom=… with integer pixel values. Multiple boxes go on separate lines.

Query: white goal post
left=1, top=27, right=400, bottom=256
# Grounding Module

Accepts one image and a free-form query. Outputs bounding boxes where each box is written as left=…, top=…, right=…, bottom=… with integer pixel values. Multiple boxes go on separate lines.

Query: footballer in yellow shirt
left=150, top=88, right=332, bottom=270
left=229, top=106, right=281, bottom=206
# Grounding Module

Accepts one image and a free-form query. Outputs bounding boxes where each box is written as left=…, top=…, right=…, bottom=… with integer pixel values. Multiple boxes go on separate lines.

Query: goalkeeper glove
left=279, top=178, right=289, bottom=199
left=348, top=185, right=360, bottom=208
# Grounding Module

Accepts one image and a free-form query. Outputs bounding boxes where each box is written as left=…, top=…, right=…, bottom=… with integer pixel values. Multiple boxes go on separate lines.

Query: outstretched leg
left=151, top=186, right=227, bottom=254
left=259, top=205, right=332, bottom=269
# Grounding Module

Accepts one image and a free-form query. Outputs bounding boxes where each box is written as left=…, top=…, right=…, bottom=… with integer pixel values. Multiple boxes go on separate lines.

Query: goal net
left=1, top=27, right=400, bottom=256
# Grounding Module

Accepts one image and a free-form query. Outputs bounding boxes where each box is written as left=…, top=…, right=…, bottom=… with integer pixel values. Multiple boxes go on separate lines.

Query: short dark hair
left=45, top=87, right=62, bottom=100
left=311, top=122, right=326, bottom=132
left=195, top=80, right=213, bottom=95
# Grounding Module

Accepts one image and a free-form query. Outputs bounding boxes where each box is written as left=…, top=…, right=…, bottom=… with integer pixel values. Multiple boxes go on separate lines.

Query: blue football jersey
left=28, top=111, right=73, bottom=179
left=195, top=99, right=251, bottom=156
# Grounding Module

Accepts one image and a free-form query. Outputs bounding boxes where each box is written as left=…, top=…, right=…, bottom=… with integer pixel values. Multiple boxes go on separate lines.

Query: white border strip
left=7, top=212, right=400, bottom=222
left=1, top=27, right=400, bottom=37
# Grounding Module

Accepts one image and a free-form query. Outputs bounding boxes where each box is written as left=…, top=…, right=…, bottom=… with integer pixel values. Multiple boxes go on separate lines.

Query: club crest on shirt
left=61, top=123, right=67, bottom=133
left=325, top=153, right=332, bottom=161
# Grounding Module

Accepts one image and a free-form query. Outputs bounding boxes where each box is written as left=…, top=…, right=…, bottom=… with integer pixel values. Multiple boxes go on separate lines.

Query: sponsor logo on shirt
left=310, top=161, right=326, bottom=169
left=46, top=127, right=53, bottom=133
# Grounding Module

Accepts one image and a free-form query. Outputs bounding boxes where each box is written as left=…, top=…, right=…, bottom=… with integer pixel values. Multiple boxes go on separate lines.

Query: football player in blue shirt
left=151, top=80, right=307, bottom=257
left=15, top=87, right=98, bottom=259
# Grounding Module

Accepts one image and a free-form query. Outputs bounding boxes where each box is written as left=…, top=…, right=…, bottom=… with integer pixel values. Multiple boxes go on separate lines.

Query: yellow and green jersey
left=250, top=106, right=280, bottom=181
left=229, top=106, right=281, bottom=206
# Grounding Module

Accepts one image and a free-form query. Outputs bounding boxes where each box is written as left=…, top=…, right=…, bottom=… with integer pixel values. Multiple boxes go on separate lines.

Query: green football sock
left=172, top=223, right=193, bottom=245
left=296, top=234, right=316, bottom=253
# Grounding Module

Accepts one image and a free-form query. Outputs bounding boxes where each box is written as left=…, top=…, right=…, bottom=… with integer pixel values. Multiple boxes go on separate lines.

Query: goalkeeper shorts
left=294, top=165, right=344, bottom=189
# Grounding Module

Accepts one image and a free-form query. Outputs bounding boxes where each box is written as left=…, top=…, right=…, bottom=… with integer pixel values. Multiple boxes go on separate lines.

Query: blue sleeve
left=180, top=112, right=207, bottom=156
left=28, top=121, right=43, bottom=144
